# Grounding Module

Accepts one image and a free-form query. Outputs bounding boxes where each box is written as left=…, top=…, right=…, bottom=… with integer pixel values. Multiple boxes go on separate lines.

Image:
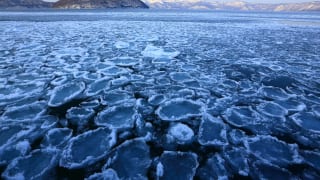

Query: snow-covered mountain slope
left=142, top=0, right=320, bottom=11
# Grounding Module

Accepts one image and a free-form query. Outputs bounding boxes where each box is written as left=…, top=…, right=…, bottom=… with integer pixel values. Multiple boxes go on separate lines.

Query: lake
left=0, top=9, right=320, bottom=179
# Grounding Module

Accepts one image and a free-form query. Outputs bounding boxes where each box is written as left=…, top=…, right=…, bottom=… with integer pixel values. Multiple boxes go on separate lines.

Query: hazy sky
left=44, top=0, right=316, bottom=3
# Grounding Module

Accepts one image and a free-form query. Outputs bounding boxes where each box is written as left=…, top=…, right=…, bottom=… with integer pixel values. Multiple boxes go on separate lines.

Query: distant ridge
left=0, top=0, right=319, bottom=11
left=0, top=0, right=52, bottom=8
left=143, top=0, right=320, bottom=11
left=53, top=0, right=149, bottom=9
left=0, top=0, right=149, bottom=9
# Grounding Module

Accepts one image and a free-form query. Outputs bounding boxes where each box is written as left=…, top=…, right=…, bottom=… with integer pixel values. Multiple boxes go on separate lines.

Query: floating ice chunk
left=228, top=129, right=246, bottom=145
left=99, top=66, right=130, bottom=76
left=15, top=140, right=30, bottom=155
left=0, top=125, right=35, bottom=150
left=224, top=64, right=258, bottom=81
left=152, top=57, right=172, bottom=64
left=156, top=98, right=203, bottom=121
left=40, top=115, right=59, bottom=129
left=304, top=94, right=320, bottom=105
left=301, top=168, right=320, bottom=180
left=100, top=90, right=132, bottom=106
left=167, top=123, right=194, bottom=144
left=0, top=146, right=26, bottom=166
left=275, top=99, right=306, bottom=112
left=5, top=95, right=42, bottom=109
left=156, top=162, right=164, bottom=178
left=73, top=70, right=87, bottom=79
left=183, top=80, right=200, bottom=88
left=300, top=150, right=320, bottom=171
left=80, top=99, right=100, bottom=109
left=291, top=112, right=320, bottom=133
left=197, top=154, right=229, bottom=180
left=262, top=76, right=297, bottom=89
left=208, top=97, right=234, bottom=116
left=291, top=132, right=319, bottom=149
left=194, top=88, right=210, bottom=98
left=95, top=105, right=137, bottom=130
left=59, top=118, right=69, bottom=128
left=60, top=128, right=116, bottom=169
left=223, top=106, right=259, bottom=128
left=114, top=41, right=130, bottom=49
left=135, top=120, right=154, bottom=139
left=111, top=76, right=129, bottom=87
left=198, top=114, right=228, bottom=147
left=86, top=169, right=119, bottom=180
left=286, top=86, right=304, bottom=96
left=148, top=94, right=166, bottom=106
left=136, top=98, right=154, bottom=115
left=257, top=102, right=288, bottom=118
left=223, top=106, right=277, bottom=135
left=0, top=86, right=21, bottom=101
left=169, top=72, right=193, bottom=82
left=129, top=74, right=144, bottom=81
left=251, top=161, right=293, bottom=180
left=181, top=64, right=198, bottom=71
left=183, top=81, right=201, bottom=88
left=53, top=47, right=85, bottom=57
left=41, top=128, right=73, bottom=149
left=0, top=140, right=31, bottom=166
left=104, top=139, right=151, bottom=180
left=0, top=88, right=40, bottom=107
left=110, top=57, right=139, bottom=67
left=223, top=148, right=249, bottom=176
left=141, top=35, right=159, bottom=42
left=50, top=76, right=68, bottom=86
left=313, top=105, right=320, bottom=117
left=2, top=101, right=46, bottom=121
left=85, top=77, right=111, bottom=96
left=0, top=77, right=6, bottom=85
left=48, top=82, right=85, bottom=107
left=238, top=80, right=254, bottom=91
left=157, top=151, right=198, bottom=180
left=9, top=73, right=43, bottom=83
left=259, top=86, right=291, bottom=100
left=244, top=136, right=299, bottom=167
left=156, top=77, right=171, bottom=85
left=94, top=63, right=111, bottom=70
left=2, top=149, right=58, bottom=180
left=142, top=45, right=179, bottom=59
left=66, top=107, right=95, bottom=129
left=222, top=79, right=239, bottom=90
left=84, top=72, right=103, bottom=81
left=177, top=89, right=195, bottom=98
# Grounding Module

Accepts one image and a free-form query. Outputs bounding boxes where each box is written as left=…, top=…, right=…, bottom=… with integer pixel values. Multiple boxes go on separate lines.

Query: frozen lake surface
left=0, top=10, right=320, bottom=179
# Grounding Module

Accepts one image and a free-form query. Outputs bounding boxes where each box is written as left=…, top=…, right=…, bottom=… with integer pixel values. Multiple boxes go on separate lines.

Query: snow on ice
left=0, top=10, right=320, bottom=179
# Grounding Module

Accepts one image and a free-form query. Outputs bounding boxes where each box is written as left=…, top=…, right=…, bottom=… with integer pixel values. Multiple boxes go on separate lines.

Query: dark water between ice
left=0, top=9, right=320, bottom=179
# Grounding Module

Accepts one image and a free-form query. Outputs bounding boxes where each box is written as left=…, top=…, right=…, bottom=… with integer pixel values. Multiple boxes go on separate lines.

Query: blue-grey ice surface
left=0, top=10, right=320, bottom=179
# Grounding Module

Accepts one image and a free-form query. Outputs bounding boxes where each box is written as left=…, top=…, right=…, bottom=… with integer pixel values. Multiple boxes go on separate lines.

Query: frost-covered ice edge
left=0, top=11, right=320, bottom=179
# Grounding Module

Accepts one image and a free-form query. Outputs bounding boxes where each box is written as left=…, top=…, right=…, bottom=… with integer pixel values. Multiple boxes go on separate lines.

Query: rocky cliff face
left=144, top=0, right=320, bottom=12
left=0, top=0, right=52, bottom=8
left=53, top=0, right=149, bottom=9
